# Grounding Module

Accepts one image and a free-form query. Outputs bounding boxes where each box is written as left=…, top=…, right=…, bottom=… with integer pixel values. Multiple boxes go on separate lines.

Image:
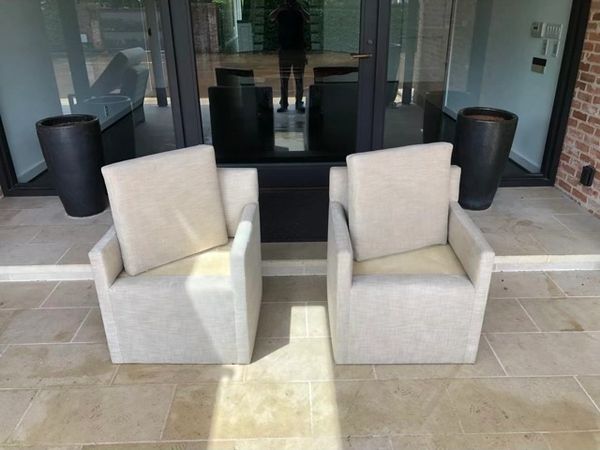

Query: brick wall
left=556, top=1, right=600, bottom=217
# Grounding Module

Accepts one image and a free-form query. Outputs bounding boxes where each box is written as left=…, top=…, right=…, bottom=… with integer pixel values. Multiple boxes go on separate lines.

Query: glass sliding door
left=445, top=0, right=573, bottom=176
left=380, top=0, right=576, bottom=180
left=382, top=0, right=454, bottom=148
left=190, top=0, right=367, bottom=163
left=0, top=0, right=176, bottom=191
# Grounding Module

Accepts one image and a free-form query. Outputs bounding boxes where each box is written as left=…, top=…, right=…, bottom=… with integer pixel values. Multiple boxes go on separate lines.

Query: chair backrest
left=329, top=163, right=461, bottom=211
left=339, top=143, right=457, bottom=261
left=306, top=82, right=358, bottom=154
left=313, top=66, right=358, bottom=83
left=208, top=86, right=274, bottom=157
left=215, top=67, right=255, bottom=87
left=121, top=65, right=150, bottom=108
left=306, top=81, right=402, bottom=154
left=89, top=47, right=147, bottom=97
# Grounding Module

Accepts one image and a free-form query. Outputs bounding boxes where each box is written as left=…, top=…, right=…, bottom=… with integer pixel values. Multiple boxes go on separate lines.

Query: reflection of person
left=270, top=0, right=309, bottom=113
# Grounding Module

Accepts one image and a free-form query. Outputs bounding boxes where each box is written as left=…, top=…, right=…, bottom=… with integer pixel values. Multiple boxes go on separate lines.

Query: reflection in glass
left=445, top=0, right=572, bottom=174
left=0, top=0, right=176, bottom=188
left=383, top=0, right=573, bottom=177
left=383, top=0, right=453, bottom=149
left=192, top=0, right=361, bottom=163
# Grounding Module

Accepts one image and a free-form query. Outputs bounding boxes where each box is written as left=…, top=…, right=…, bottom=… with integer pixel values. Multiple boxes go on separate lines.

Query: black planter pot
left=36, top=114, right=107, bottom=217
left=454, top=107, right=518, bottom=210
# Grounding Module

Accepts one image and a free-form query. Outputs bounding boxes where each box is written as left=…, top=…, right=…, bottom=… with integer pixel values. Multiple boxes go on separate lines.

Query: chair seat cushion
left=353, top=244, right=465, bottom=276
left=347, top=143, right=453, bottom=261
left=102, top=145, right=228, bottom=276
left=118, top=239, right=232, bottom=279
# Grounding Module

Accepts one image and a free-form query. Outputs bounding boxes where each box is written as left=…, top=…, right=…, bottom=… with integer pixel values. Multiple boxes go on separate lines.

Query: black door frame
left=0, top=0, right=591, bottom=198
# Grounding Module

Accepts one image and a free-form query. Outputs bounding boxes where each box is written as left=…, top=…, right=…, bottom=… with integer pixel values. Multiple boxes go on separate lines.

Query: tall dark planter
left=36, top=115, right=107, bottom=217
left=454, top=107, right=518, bottom=210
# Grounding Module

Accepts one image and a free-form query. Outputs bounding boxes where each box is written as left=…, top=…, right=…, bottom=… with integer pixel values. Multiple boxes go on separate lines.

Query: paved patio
left=0, top=273, right=600, bottom=448
left=1, top=186, right=599, bottom=280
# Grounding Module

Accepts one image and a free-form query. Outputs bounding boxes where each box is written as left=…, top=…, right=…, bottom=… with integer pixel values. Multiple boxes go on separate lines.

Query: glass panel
left=191, top=0, right=362, bottom=163
left=0, top=0, right=176, bottom=188
left=382, top=0, right=573, bottom=177
left=445, top=0, right=573, bottom=174
left=383, top=0, right=454, bottom=148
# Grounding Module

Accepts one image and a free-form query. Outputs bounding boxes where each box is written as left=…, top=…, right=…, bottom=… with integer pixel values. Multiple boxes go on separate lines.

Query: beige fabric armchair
left=327, top=144, right=495, bottom=364
left=89, top=167, right=262, bottom=364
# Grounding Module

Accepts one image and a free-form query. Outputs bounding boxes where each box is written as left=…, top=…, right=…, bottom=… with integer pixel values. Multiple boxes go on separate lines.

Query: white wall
left=0, top=0, right=62, bottom=182
left=445, top=0, right=573, bottom=172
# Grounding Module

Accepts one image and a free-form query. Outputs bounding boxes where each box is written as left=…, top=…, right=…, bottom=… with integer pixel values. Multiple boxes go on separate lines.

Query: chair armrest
left=448, top=202, right=495, bottom=289
left=230, top=202, right=262, bottom=363
left=231, top=203, right=261, bottom=279
left=327, top=202, right=353, bottom=362
left=88, top=226, right=123, bottom=289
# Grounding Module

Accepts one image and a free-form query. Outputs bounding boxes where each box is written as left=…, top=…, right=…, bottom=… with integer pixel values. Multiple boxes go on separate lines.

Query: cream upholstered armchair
left=89, top=145, right=262, bottom=364
left=327, top=143, right=495, bottom=365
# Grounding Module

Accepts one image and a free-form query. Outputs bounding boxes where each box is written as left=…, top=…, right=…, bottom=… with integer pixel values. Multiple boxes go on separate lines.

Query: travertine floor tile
left=544, top=432, right=600, bottom=450
left=496, top=186, right=565, bottom=199
left=522, top=197, right=587, bottom=214
left=263, top=276, right=326, bottom=302
left=577, top=376, right=600, bottom=407
left=233, top=436, right=391, bottom=449
left=520, top=297, right=600, bottom=331
left=0, top=210, right=20, bottom=226
left=0, top=343, right=114, bottom=387
left=0, top=225, right=42, bottom=245
left=0, top=446, right=81, bottom=450
left=245, top=338, right=373, bottom=382
left=162, top=382, right=311, bottom=439
left=72, top=309, right=105, bottom=343
left=0, top=282, right=57, bottom=309
left=0, top=243, right=70, bottom=265
left=391, top=433, right=547, bottom=450
left=554, top=213, right=600, bottom=234
left=0, top=389, right=36, bottom=441
left=262, top=242, right=326, bottom=260
left=83, top=443, right=233, bottom=450
left=374, top=339, right=504, bottom=379
left=9, top=385, right=174, bottom=445
left=548, top=271, right=600, bottom=297
left=489, top=272, right=563, bottom=298
left=31, top=224, right=110, bottom=245
left=0, top=196, right=61, bottom=210
left=42, top=281, right=98, bottom=308
left=256, top=303, right=306, bottom=338
left=57, top=243, right=95, bottom=264
left=446, top=377, right=600, bottom=432
left=530, top=229, right=600, bottom=254
left=0, top=308, right=88, bottom=344
left=487, top=332, right=600, bottom=376
left=482, top=231, right=547, bottom=256
left=482, top=298, right=538, bottom=332
left=311, top=379, right=460, bottom=436
left=470, top=212, right=567, bottom=235
left=306, top=302, right=329, bottom=337
left=113, top=363, right=243, bottom=384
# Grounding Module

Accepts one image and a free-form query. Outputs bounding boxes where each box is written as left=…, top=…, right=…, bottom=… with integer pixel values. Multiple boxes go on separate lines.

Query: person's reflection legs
left=293, top=54, right=306, bottom=113
left=278, top=54, right=292, bottom=113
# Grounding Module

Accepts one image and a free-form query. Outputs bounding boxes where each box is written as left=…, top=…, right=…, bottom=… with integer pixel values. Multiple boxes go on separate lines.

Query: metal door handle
left=350, top=53, right=372, bottom=59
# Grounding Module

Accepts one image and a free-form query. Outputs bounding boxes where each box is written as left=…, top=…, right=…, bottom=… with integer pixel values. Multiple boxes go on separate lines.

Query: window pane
left=0, top=0, right=176, bottom=188
left=191, top=0, right=362, bottom=164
